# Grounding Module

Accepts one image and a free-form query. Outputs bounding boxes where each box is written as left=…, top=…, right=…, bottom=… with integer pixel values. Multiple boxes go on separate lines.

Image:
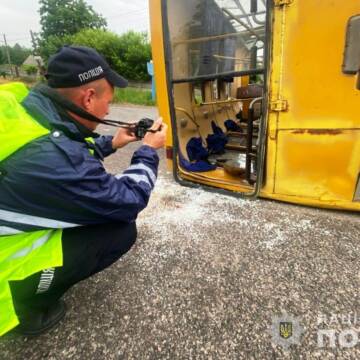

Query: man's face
left=88, top=80, right=114, bottom=121
left=57, top=79, right=115, bottom=131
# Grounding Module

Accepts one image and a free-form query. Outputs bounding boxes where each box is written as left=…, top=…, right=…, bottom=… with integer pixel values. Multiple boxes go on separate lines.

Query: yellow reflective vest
left=0, top=83, right=63, bottom=336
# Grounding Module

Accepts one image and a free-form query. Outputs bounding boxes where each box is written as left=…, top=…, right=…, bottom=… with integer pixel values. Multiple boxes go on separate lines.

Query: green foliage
left=40, top=29, right=152, bottom=82
left=117, top=31, right=152, bottom=82
left=39, top=0, right=107, bottom=40
left=113, top=88, right=155, bottom=106
left=10, top=44, right=32, bottom=66
left=36, top=0, right=151, bottom=82
left=0, top=44, right=31, bottom=66
left=70, top=29, right=123, bottom=72
left=38, top=34, right=73, bottom=60
left=23, top=65, right=38, bottom=76
left=37, top=0, right=106, bottom=58
left=0, top=48, right=6, bottom=65
left=72, top=30, right=151, bottom=82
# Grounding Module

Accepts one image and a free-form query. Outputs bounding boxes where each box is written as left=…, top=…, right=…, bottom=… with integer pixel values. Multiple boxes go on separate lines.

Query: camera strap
left=35, top=84, right=137, bottom=129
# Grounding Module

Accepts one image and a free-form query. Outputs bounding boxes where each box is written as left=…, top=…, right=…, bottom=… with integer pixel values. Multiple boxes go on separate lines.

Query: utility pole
left=30, top=30, right=45, bottom=77
left=3, top=34, right=13, bottom=77
left=30, top=30, right=38, bottom=55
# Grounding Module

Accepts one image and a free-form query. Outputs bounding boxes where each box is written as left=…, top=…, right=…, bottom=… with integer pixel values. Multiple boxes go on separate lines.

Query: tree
left=0, top=47, right=6, bottom=65
left=115, top=31, right=152, bottom=82
left=38, top=0, right=107, bottom=57
left=36, top=0, right=152, bottom=81
left=40, top=29, right=152, bottom=82
left=38, top=34, right=73, bottom=61
left=0, top=44, right=31, bottom=66
left=39, top=0, right=107, bottom=39
left=72, top=29, right=151, bottom=81
left=10, top=44, right=31, bottom=66
left=23, top=65, right=38, bottom=76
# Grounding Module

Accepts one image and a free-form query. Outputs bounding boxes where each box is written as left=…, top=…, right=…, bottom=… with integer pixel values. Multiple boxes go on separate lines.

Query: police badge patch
left=279, top=322, right=293, bottom=339
left=269, top=312, right=304, bottom=350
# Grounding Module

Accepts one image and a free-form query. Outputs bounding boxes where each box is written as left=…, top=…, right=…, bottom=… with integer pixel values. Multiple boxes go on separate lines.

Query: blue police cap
left=46, top=45, right=128, bottom=88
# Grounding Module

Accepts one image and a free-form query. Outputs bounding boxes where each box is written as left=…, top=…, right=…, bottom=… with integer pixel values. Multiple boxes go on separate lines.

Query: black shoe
left=15, top=300, right=66, bottom=336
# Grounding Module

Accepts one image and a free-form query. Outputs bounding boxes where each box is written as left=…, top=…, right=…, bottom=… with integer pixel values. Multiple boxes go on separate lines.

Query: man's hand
left=143, top=117, right=167, bottom=150
left=112, top=128, right=138, bottom=149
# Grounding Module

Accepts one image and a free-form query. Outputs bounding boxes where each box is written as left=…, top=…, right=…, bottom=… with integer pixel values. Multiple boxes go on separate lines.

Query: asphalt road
left=1, top=105, right=360, bottom=359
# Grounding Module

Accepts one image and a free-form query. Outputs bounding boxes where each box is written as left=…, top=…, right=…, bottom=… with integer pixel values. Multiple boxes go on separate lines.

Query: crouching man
left=0, top=46, right=167, bottom=336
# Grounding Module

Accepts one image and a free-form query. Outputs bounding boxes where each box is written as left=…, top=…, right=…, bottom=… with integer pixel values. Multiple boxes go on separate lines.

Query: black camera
left=36, top=85, right=158, bottom=137
left=134, top=118, right=155, bottom=139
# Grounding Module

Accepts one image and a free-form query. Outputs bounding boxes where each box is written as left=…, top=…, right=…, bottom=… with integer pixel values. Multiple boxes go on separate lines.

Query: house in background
left=23, top=54, right=44, bottom=67
left=22, top=55, right=45, bottom=77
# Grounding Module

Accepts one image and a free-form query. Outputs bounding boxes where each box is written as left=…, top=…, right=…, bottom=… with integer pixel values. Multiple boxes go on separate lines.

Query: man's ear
left=82, top=88, right=96, bottom=111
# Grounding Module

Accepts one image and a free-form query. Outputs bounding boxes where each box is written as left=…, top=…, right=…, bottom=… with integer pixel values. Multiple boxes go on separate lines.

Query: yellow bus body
left=149, top=0, right=360, bottom=211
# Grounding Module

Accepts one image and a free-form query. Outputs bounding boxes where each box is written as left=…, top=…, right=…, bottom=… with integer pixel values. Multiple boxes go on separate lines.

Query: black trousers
left=9, top=222, right=137, bottom=316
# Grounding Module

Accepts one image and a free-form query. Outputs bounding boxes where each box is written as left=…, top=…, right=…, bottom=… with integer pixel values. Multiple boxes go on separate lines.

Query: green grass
left=113, top=87, right=156, bottom=106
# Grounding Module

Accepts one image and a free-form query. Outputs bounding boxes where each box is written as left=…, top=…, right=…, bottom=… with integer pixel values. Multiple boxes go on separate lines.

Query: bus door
left=267, top=0, right=360, bottom=207
left=162, top=0, right=270, bottom=196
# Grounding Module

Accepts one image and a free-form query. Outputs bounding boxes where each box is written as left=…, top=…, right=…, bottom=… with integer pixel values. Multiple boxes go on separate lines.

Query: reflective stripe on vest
left=9, top=231, right=53, bottom=260
left=0, top=227, right=22, bottom=236
left=0, top=229, right=63, bottom=336
left=0, top=209, right=80, bottom=234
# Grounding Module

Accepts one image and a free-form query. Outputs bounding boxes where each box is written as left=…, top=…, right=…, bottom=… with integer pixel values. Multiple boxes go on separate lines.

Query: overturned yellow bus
left=149, top=0, right=360, bottom=211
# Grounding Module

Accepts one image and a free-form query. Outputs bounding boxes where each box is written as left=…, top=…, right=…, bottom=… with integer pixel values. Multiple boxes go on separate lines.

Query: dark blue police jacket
left=0, top=89, right=159, bottom=233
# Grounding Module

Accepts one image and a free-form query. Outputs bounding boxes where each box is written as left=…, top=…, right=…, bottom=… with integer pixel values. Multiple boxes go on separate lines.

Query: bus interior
left=165, top=0, right=268, bottom=193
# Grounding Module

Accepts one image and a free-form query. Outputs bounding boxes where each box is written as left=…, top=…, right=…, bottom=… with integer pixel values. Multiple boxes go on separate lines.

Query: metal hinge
left=274, top=0, right=293, bottom=6
left=269, top=126, right=277, bottom=140
left=270, top=99, right=288, bottom=112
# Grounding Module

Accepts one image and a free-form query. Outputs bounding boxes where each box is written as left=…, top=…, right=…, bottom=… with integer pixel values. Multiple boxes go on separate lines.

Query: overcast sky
left=1, top=0, right=150, bottom=48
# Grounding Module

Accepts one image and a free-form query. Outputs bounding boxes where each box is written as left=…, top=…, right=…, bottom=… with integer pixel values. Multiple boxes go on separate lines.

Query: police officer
left=0, top=46, right=167, bottom=336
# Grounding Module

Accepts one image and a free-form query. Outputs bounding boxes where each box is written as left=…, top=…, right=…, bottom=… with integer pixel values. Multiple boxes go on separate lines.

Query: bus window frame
left=342, top=14, right=360, bottom=75
left=161, top=0, right=273, bottom=198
